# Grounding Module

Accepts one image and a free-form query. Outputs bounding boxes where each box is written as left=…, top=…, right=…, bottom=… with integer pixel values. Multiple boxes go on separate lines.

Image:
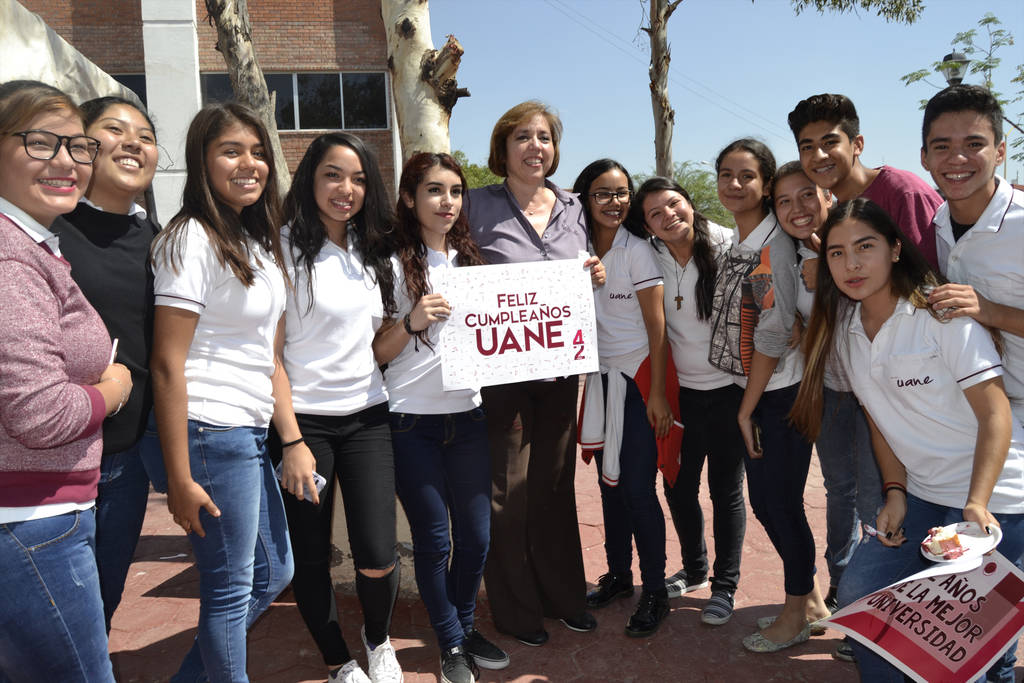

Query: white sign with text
left=435, top=256, right=599, bottom=390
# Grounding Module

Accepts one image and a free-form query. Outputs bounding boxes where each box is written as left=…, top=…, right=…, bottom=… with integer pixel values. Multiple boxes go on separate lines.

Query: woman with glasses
left=573, top=160, right=676, bottom=638
left=467, top=101, right=604, bottom=646
left=0, top=80, right=130, bottom=682
left=50, top=96, right=163, bottom=632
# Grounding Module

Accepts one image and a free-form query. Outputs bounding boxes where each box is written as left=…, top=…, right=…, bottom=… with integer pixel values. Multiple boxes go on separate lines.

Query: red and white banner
left=822, top=552, right=1024, bottom=683
left=436, top=255, right=598, bottom=390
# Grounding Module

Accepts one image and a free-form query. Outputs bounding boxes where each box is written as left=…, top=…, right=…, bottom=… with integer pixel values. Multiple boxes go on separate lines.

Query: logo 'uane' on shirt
left=895, top=376, right=934, bottom=388
left=608, top=292, right=633, bottom=300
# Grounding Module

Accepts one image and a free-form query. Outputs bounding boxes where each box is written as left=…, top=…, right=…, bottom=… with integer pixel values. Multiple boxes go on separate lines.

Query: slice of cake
left=922, top=526, right=964, bottom=560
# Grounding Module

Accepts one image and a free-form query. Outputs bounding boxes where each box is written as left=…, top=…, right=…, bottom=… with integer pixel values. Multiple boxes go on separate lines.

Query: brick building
left=19, top=0, right=396, bottom=182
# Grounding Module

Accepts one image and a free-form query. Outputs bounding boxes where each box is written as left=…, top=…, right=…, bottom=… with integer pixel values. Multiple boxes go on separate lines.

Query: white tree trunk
left=644, top=0, right=681, bottom=178
left=205, top=0, right=291, bottom=193
left=381, top=0, right=467, bottom=161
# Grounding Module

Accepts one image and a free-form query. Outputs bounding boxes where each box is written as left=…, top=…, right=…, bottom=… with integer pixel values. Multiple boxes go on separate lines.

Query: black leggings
left=272, top=403, right=399, bottom=666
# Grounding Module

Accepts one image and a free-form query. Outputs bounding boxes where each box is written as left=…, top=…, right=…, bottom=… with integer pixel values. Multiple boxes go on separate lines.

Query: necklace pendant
left=674, top=295, right=683, bottom=310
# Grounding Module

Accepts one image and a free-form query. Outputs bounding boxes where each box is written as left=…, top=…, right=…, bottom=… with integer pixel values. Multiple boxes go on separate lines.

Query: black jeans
left=663, top=383, right=746, bottom=593
left=272, top=403, right=397, bottom=666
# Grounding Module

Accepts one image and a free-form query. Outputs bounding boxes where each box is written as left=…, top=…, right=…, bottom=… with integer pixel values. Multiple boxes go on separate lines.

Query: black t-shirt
left=951, top=217, right=974, bottom=243
left=53, top=203, right=159, bottom=453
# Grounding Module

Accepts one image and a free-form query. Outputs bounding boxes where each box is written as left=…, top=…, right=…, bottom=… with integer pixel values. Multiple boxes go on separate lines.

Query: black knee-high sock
left=357, top=561, right=400, bottom=646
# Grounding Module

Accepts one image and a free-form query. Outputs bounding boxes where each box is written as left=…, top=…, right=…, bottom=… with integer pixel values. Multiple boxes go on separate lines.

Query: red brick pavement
left=108, top=454, right=1022, bottom=682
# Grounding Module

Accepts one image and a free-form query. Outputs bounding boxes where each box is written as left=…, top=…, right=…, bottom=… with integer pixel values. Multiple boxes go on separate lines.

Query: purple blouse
left=467, top=181, right=588, bottom=264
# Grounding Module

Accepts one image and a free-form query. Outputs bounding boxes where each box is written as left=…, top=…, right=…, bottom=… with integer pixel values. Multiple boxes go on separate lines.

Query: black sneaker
left=441, top=645, right=478, bottom=683
left=824, top=585, right=840, bottom=614
left=559, top=611, right=597, bottom=632
left=462, top=628, right=509, bottom=670
left=625, top=589, right=670, bottom=637
left=833, top=641, right=856, bottom=663
left=585, top=572, right=634, bottom=609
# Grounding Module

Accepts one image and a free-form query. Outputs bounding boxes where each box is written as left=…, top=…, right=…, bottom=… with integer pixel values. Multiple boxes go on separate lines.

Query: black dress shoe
left=559, top=611, right=597, bottom=632
left=824, top=585, right=840, bottom=613
left=513, top=629, right=549, bottom=647
left=625, top=589, right=670, bottom=637
left=585, top=572, right=634, bottom=609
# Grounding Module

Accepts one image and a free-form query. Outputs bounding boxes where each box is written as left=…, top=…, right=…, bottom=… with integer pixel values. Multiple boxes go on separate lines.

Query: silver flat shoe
left=742, top=624, right=811, bottom=653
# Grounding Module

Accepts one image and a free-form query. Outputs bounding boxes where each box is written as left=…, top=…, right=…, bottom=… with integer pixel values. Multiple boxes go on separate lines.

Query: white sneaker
left=362, top=626, right=404, bottom=683
left=329, top=659, right=371, bottom=683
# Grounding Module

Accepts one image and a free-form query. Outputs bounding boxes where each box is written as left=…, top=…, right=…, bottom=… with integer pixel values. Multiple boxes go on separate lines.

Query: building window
left=200, top=74, right=234, bottom=106
left=266, top=73, right=295, bottom=130
left=342, top=73, right=387, bottom=129
left=297, top=74, right=341, bottom=129
left=200, top=72, right=389, bottom=131
left=112, top=74, right=147, bottom=107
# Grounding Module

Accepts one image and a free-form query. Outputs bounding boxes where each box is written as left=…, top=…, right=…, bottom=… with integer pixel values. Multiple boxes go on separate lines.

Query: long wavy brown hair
left=394, top=152, right=484, bottom=349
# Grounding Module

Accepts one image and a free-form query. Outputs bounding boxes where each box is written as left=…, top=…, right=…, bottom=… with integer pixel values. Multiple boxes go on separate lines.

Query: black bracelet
left=883, top=484, right=907, bottom=497
left=281, top=437, right=304, bottom=448
left=403, top=313, right=416, bottom=335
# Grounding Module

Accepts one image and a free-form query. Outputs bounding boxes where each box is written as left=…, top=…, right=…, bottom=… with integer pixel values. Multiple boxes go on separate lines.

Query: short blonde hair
left=487, top=100, right=563, bottom=178
left=0, top=80, right=81, bottom=137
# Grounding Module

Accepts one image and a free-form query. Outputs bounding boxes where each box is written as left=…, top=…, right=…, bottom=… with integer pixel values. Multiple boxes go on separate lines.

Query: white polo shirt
left=935, top=177, right=1024, bottom=424
left=655, top=222, right=734, bottom=390
left=153, top=219, right=286, bottom=427
left=839, top=299, right=1024, bottom=513
left=383, top=249, right=480, bottom=414
left=593, top=227, right=663, bottom=361
left=281, top=228, right=388, bottom=416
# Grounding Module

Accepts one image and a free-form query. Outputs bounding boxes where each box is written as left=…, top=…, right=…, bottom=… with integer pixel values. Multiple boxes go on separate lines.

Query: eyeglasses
left=12, top=130, right=101, bottom=164
left=590, top=190, right=632, bottom=205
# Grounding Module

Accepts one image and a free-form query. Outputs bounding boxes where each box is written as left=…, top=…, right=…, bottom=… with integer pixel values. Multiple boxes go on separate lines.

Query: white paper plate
left=920, top=521, right=1002, bottom=563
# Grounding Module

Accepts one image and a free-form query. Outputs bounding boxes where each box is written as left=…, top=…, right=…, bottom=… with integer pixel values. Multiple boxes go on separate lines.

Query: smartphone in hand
left=274, top=462, right=327, bottom=503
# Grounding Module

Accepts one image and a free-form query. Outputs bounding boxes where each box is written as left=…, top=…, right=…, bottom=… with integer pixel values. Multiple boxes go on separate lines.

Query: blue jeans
left=594, top=373, right=667, bottom=593
left=169, top=421, right=294, bottom=683
left=815, top=388, right=882, bottom=589
left=392, top=407, right=491, bottom=650
left=838, top=493, right=1024, bottom=683
left=95, top=413, right=164, bottom=630
left=0, top=508, right=114, bottom=682
left=744, top=382, right=816, bottom=596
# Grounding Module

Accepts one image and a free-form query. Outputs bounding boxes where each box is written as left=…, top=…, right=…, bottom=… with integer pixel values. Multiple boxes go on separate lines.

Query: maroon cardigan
left=0, top=212, right=109, bottom=507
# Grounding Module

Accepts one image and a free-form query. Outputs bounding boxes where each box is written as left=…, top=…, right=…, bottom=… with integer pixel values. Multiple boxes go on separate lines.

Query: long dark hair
left=283, top=132, right=396, bottom=316
left=627, top=177, right=718, bottom=321
left=395, top=152, right=484, bottom=349
left=790, top=198, right=942, bottom=440
left=153, top=102, right=285, bottom=286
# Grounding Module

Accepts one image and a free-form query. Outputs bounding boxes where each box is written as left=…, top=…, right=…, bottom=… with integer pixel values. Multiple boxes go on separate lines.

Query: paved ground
left=108, top=452, right=1022, bottom=682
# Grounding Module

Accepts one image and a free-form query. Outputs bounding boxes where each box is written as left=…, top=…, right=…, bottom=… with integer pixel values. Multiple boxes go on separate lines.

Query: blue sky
left=430, top=0, right=1024, bottom=189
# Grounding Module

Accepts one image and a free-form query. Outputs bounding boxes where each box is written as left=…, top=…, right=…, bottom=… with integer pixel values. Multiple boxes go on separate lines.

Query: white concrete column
left=141, top=0, right=201, bottom=225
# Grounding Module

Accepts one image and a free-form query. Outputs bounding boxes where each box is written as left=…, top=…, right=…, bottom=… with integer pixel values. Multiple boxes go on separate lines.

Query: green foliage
left=452, top=150, right=502, bottom=189
left=635, top=161, right=735, bottom=229
left=787, top=0, right=924, bottom=24
left=899, top=13, right=1024, bottom=164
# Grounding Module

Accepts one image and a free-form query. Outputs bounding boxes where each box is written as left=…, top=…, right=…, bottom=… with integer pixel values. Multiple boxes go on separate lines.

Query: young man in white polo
left=921, top=84, right=1024, bottom=427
